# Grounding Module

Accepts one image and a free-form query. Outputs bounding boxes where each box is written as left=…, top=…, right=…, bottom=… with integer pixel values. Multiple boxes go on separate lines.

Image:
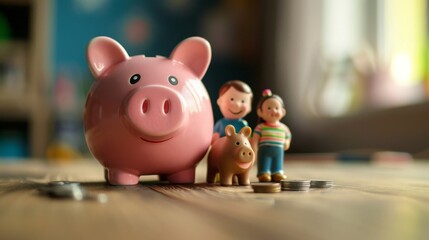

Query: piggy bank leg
left=106, top=169, right=139, bottom=185
left=167, top=168, right=195, bottom=184
left=104, top=168, right=109, bottom=181
left=237, top=172, right=250, bottom=186
left=158, top=174, right=168, bottom=182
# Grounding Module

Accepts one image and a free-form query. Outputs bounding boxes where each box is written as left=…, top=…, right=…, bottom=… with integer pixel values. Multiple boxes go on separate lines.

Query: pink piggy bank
left=85, top=36, right=213, bottom=185
left=207, top=125, right=255, bottom=186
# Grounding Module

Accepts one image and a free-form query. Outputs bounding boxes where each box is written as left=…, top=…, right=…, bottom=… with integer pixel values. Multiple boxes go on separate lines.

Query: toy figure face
left=257, top=98, right=286, bottom=124
left=217, top=87, right=252, bottom=119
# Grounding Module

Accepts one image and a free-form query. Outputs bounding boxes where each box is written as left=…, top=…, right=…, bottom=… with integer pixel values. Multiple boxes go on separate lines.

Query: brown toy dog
left=207, top=125, right=255, bottom=186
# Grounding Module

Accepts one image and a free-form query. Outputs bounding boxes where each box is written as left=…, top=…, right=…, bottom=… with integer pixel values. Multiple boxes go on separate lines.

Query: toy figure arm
left=213, top=119, right=226, bottom=136
left=251, top=124, right=262, bottom=154
left=284, top=139, right=291, bottom=150
left=250, top=133, right=260, bottom=154
left=283, top=125, right=292, bottom=151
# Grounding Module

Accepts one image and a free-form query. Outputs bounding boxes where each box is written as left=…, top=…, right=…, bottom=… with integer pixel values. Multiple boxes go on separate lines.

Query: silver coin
left=50, top=184, right=86, bottom=200
left=281, top=180, right=311, bottom=191
left=39, top=182, right=85, bottom=200
left=310, top=180, right=333, bottom=188
left=281, top=180, right=310, bottom=186
left=48, top=181, right=66, bottom=186
left=281, top=185, right=310, bottom=191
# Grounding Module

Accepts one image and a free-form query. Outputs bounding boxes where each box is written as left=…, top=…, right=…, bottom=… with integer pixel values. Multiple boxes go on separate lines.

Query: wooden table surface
left=0, top=158, right=428, bottom=240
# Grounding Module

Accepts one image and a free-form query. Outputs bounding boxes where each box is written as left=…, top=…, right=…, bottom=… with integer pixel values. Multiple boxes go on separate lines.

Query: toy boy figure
left=213, top=80, right=253, bottom=141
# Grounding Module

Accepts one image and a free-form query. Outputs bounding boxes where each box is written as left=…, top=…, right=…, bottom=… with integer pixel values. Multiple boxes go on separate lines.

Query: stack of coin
left=251, top=182, right=281, bottom=193
left=280, top=180, right=311, bottom=191
left=310, top=180, right=333, bottom=188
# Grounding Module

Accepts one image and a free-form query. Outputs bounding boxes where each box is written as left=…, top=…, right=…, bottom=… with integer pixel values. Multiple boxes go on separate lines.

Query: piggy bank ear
left=87, top=37, right=129, bottom=79
left=224, top=125, right=236, bottom=137
left=169, top=37, right=211, bottom=79
left=239, top=126, right=252, bottom=139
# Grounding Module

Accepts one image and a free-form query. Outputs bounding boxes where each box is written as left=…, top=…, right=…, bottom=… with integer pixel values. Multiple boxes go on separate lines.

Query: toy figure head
left=217, top=80, right=253, bottom=119
left=256, top=89, right=286, bottom=124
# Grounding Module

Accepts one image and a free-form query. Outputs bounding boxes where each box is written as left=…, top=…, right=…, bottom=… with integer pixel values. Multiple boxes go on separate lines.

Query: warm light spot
left=391, top=54, right=413, bottom=86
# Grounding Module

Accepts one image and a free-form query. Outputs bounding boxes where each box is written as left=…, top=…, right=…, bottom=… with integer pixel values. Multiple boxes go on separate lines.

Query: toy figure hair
left=256, top=89, right=285, bottom=123
left=257, top=89, right=284, bottom=109
left=218, top=80, right=253, bottom=97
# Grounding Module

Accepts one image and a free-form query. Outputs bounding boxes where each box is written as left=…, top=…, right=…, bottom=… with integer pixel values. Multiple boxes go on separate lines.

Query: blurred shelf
left=0, top=0, right=52, bottom=158
left=293, top=100, right=429, bottom=154
left=0, top=96, right=32, bottom=117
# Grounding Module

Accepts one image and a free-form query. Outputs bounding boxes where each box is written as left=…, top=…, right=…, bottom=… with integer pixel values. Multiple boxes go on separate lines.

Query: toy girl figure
left=251, top=89, right=291, bottom=182
left=213, top=80, right=253, bottom=141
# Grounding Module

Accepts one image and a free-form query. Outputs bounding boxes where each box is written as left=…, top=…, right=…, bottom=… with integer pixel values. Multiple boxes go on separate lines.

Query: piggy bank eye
left=235, top=141, right=240, bottom=146
left=130, top=74, right=141, bottom=84
left=168, top=76, right=178, bottom=85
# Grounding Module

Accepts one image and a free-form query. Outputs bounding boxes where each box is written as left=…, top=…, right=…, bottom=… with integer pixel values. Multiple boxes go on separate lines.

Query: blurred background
left=0, top=0, right=428, bottom=161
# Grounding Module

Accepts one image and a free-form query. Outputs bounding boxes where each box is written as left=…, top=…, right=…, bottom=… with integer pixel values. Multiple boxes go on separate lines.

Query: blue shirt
left=214, top=118, right=248, bottom=137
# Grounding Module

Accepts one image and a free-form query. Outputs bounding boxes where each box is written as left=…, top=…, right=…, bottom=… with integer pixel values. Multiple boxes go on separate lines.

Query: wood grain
left=0, top=159, right=428, bottom=240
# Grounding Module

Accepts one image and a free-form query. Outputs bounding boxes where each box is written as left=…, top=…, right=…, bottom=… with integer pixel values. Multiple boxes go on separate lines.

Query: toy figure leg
left=257, top=146, right=272, bottom=176
left=271, top=147, right=284, bottom=175
left=271, top=147, right=286, bottom=182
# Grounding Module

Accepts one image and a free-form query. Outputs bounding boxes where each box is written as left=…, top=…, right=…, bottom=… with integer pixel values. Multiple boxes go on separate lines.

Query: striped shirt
left=254, top=123, right=291, bottom=148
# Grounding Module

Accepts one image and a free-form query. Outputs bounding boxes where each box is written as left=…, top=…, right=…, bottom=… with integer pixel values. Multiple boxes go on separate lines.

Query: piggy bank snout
left=125, top=85, right=188, bottom=141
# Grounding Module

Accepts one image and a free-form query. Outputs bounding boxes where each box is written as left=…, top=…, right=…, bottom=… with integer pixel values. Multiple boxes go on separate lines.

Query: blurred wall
left=273, top=0, right=429, bottom=155
left=2, top=0, right=427, bottom=158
